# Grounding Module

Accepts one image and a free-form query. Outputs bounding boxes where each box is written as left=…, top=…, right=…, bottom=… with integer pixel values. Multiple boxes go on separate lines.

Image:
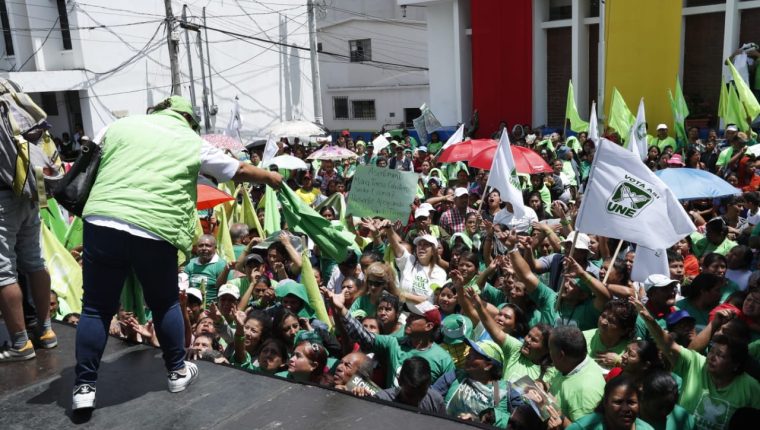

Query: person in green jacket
left=72, top=95, right=283, bottom=411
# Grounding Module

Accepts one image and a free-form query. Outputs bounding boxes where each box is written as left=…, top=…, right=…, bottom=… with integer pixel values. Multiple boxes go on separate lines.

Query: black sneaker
left=72, top=384, right=96, bottom=410
left=168, top=361, right=198, bottom=393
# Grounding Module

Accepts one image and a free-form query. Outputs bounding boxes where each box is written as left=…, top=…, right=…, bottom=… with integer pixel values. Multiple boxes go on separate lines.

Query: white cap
left=643, top=274, right=678, bottom=292
left=562, top=231, right=591, bottom=252
left=383, top=132, right=392, bottom=138
left=186, top=287, right=203, bottom=302
left=418, top=146, right=428, bottom=152
left=454, top=187, right=469, bottom=198
left=413, top=234, right=439, bottom=247
left=414, top=208, right=431, bottom=219
left=419, top=203, right=435, bottom=212
left=656, top=124, right=668, bottom=131
left=726, top=124, right=739, bottom=132
left=218, top=283, right=240, bottom=300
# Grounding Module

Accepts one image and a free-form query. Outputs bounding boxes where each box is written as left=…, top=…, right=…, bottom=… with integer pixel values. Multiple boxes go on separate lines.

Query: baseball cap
left=159, top=95, right=200, bottom=131
left=427, top=177, right=442, bottom=187
left=186, top=287, right=203, bottom=302
left=413, top=234, right=439, bottom=247
left=726, top=124, right=739, bottom=132
left=643, top=274, right=679, bottom=292
left=441, top=314, right=473, bottom=345
left=656, top=124, right=668, bottom=131
left=419, top=203, right=435, bottom=212
left=245, top=253, right=264, bottom=266
left=454, top=187, right=469, bottom=198
left=406, top=301, right=441, bottom=326
left=341, top=130, right=351, bottom=137
left=218, top=283, right=241, bottom=300
left=464, top=339, right=504, bottom=368
left=414, top=208, right=431, bottom=219
left=666, top=310, right=695, bottom=328
left=563, top=231, right=591, bottom=252
left=294, top=329, right=323, bottom=346
left=667, top=154, right=685, bottom=166
left=383, top=132, right=392, bottom=138
left=418, top=146, right=428, bottom=153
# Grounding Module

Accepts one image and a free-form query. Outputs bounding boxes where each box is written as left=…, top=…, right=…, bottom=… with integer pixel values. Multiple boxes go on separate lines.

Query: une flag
left=262, top=133, right=279, bottom=164
left=627, top=98, right=648, bottom=161
left=588, top=101, right=599, bottom=144
left=630, top=245, right=669, bottom=283
left=225, top=97, right=242, bottom=141
left=372, top=133, right=391, bottom=153
left=608, top=88, right=636, bottom=140
left=565, top=80, right=589, bottom=132
left=575, top=139, right=695, bottom=249
left=486, top=130, right=527, bottom=219
left=439, top=124, right=465, bottom=153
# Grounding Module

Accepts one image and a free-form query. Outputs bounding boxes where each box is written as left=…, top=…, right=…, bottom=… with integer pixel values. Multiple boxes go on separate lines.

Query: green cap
left=464, top=339, right=504, bottom=367
left=441, top=314, right=473, bottom=345
left=294, top=329, right=322, bottom=346
left=155, top=95, right=200, bottom=131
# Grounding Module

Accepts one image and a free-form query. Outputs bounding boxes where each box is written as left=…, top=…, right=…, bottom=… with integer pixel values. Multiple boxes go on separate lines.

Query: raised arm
left=378, top=219, right=405, bottom=258
left=503, top=231, right=540, bottom=294
left=465, top=288, right=507, bottom=346
left=279, top=231, right=302, bottom=275
left=688, top=309, right=736, bottom=353
left=564, top=256, right=611, bottom=311
left=631, top=297, right=680, bottom=365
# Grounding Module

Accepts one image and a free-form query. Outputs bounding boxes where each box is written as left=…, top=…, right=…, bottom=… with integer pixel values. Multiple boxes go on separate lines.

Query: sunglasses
left=367, top=279, right=387, bottom=288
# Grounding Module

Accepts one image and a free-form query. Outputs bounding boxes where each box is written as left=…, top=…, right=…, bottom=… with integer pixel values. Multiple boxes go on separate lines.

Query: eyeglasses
left=367, top=279, right=387, bottom=288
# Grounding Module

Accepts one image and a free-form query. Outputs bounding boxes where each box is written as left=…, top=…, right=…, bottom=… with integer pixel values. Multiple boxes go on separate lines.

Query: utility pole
left=164, top=0, right=182, bottom=95
left=182, top=5, right=196, bottom=108
left=203, top=7, right=217, bottom=120
left=307, top=0, right=323, bottom=124
left=197, top=30, right=211, bottom=133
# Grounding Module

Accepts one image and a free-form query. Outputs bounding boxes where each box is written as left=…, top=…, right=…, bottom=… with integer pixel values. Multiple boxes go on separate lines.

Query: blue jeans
left=75, top=222, right=185, bottom=385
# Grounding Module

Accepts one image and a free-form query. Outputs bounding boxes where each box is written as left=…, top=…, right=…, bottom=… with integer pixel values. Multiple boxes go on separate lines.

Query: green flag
left=315, top=192, right=347, bottom=225
left=726, top=59, right=760, bottom=121
left=41, top=222, right=82, bottom=313
left=120, top=270, right=147, bottom=324
left=64, top=216, right=84, bottom=251
left=214, top=203, right=235, bottom=263
left=608, top=88, right=636, bottom=139
left=241, top=184, right=265, bottom=239
left=565, top=80, right=589, bottom=132
left=40, top=198, right=68, bottom=244
left=299, top=246, right=332, bottom=329
left=726, top=83, right=750, bottom=131
left=263, top=185, right=281, bottom=235
left=277, top=184, right=355, bottom=263
left=668, top=77, right=689, bottom=150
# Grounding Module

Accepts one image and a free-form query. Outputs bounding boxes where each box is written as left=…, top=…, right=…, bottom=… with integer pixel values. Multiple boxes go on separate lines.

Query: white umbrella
left=261, top=154, right=309, bottom=170
left=266, top=120, right=329, bottom=138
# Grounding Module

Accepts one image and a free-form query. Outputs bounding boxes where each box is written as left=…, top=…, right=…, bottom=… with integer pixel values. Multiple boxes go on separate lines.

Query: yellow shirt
left=294, top=187, right=321, bottom=206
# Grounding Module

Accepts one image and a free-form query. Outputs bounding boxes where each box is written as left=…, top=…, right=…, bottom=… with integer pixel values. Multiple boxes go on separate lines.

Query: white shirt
left=326, top=264, right=364, bottom=293
left=87, top=140, right=240, bottom=239
left=395, top=250, right=447, bottom=300
left=493, top=206, right=538, bottom=233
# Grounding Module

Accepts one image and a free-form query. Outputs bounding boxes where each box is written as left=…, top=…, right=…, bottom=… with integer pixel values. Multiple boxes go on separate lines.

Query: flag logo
left=606, top=181, right=654, bottom=218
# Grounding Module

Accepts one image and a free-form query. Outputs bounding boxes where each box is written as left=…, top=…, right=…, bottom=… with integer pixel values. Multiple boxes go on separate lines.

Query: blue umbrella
left=655, top=168, right=741, bottom=200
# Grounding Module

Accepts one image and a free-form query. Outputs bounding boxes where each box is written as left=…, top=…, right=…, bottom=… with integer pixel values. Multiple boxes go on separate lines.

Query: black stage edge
left=0, top=322, right=480, bottom=429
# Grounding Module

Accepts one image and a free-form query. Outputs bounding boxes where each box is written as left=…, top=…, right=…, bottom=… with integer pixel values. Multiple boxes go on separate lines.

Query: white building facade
left=316, top=0, right=430, bottom=133
left=0, top=0, right=314, bottom=140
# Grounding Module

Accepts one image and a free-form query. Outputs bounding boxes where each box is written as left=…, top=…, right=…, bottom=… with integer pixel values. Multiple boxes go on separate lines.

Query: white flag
left=575, top=139, right=695, bottom=249
left=627, top=98, right=648, bottom=161
left=630, top=245, right=669, bottom=283
left=372, top=134, right=391, bottom=153
left=486, top=130, right=526, bottom=219
left=225, top=97, right=242, bottom=141
left=440, top=124, right=465, bottom=152
left=262, top=133, right=279, bottom=164
left=588, top=101, right=599, bottom=144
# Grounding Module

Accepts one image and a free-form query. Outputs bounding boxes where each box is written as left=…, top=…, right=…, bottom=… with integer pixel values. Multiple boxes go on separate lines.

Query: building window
left=352, top=100, right=375, bottom=120
left=404, top=108, right=421, bottom=128
left=349, top=39, right=371, bottom=62
left=40, top=92, right=58, bottom=115
left=0, top=0, right=13, bottom=56
left=56, top=0, right=72, bottom=50
left=549, top=0, right=571, bottom=21
left=333, top=96, right=348, bottom=120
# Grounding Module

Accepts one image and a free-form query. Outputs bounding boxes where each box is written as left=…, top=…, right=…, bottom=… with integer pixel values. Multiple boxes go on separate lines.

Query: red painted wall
left=471, top=0, right=533, bottom=138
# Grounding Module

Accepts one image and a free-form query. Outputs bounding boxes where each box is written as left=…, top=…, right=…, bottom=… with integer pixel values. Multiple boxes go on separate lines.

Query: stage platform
left=0, top=322, right=478, bottom=429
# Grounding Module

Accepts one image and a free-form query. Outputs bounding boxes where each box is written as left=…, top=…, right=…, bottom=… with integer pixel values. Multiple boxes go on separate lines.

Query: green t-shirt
left=643, top=405, right=696, bottom=430
left=185, top=256, right=228, bottom=303
left=716, top=147, right=735, bottom=168
left=673, top=347, right=760, bottom=430
left=349, top=295, right=377, bottom=318
left=582, top=328, right=628, bottom=370
left=373, top=334, right=455, bottom=388
left=500, top=333, right=556, bottom=383
left=428, top=141, right=443, bottom=155
left=549, top=358, right=606, bottom=422
left=567, top=412, right=654, bottom=430
left=481, top=284, right=507, bottom=307
left=529, top=281, right=601, bottom=331
left=652, top=136, right=677, bottom=152
left=689, top=232, right=737, bottom=258
left=675, top=298, right=711, bottom=333
left=233, top=244, right=246, bottom=260
left=749, top=339, right=760, bottom=362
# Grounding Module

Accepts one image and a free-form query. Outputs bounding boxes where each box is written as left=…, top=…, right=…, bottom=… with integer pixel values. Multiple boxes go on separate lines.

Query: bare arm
left=465, top=288, right=507, bottom=346
left=379, top=219, right=405, bottom=258
left=564, top=257, right=611, bottom=311
left=279, top=232, right=302, bottom=275
left=688, top=309, right=735, bottom=353
left=231, top=161, right=283, bottom=187
left=504, top=231, right=540, bottom=294
left=451, top=270, right=480, bottom=326
left=631, top=298, right=680, bottom=366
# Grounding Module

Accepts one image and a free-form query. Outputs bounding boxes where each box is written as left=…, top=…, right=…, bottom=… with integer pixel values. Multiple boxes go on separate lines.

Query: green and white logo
left=606, top=181, right=654, bottom=218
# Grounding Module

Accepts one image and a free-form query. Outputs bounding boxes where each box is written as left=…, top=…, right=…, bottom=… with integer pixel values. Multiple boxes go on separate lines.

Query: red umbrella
left=470, top=144, right=553, bottom=174
left=437, top=139, right=497, bottom=163
left=196, top=184, right=234, bottom=210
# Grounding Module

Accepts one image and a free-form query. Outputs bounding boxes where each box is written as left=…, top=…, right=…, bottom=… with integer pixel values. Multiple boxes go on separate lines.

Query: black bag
left=52, top=139, right=101, bottom=217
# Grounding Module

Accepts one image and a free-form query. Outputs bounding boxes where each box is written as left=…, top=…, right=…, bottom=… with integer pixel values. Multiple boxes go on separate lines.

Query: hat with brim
left=562, top=231, right=592, bottom=253
left=406, top=301, right=441, bottom=326
left=656, top=124, right=668, bottom=131
left=162, top=95, right=200, bottom=130
left=218, top=283, right=241, bottom=300
left=245, top=253, right=264, bottom=266
left=413, top=234, right=439, bottom=247
left=441, top=314, right=473, bottom=345
left=186, top=287, right=203, bottom=302
left=666, top=310, right=695, bottom=328
left=643, top=274, right=679, bottom=292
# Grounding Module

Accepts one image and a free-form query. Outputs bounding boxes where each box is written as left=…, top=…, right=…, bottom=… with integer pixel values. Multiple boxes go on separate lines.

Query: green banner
left=347, top=165, right=419, bottom=225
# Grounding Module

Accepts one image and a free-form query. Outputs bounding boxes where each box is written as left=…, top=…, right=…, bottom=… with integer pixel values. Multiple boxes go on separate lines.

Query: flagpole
left=602, top=239, right=625, bottom=285
left=556, top=232, right=579, bottom=312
